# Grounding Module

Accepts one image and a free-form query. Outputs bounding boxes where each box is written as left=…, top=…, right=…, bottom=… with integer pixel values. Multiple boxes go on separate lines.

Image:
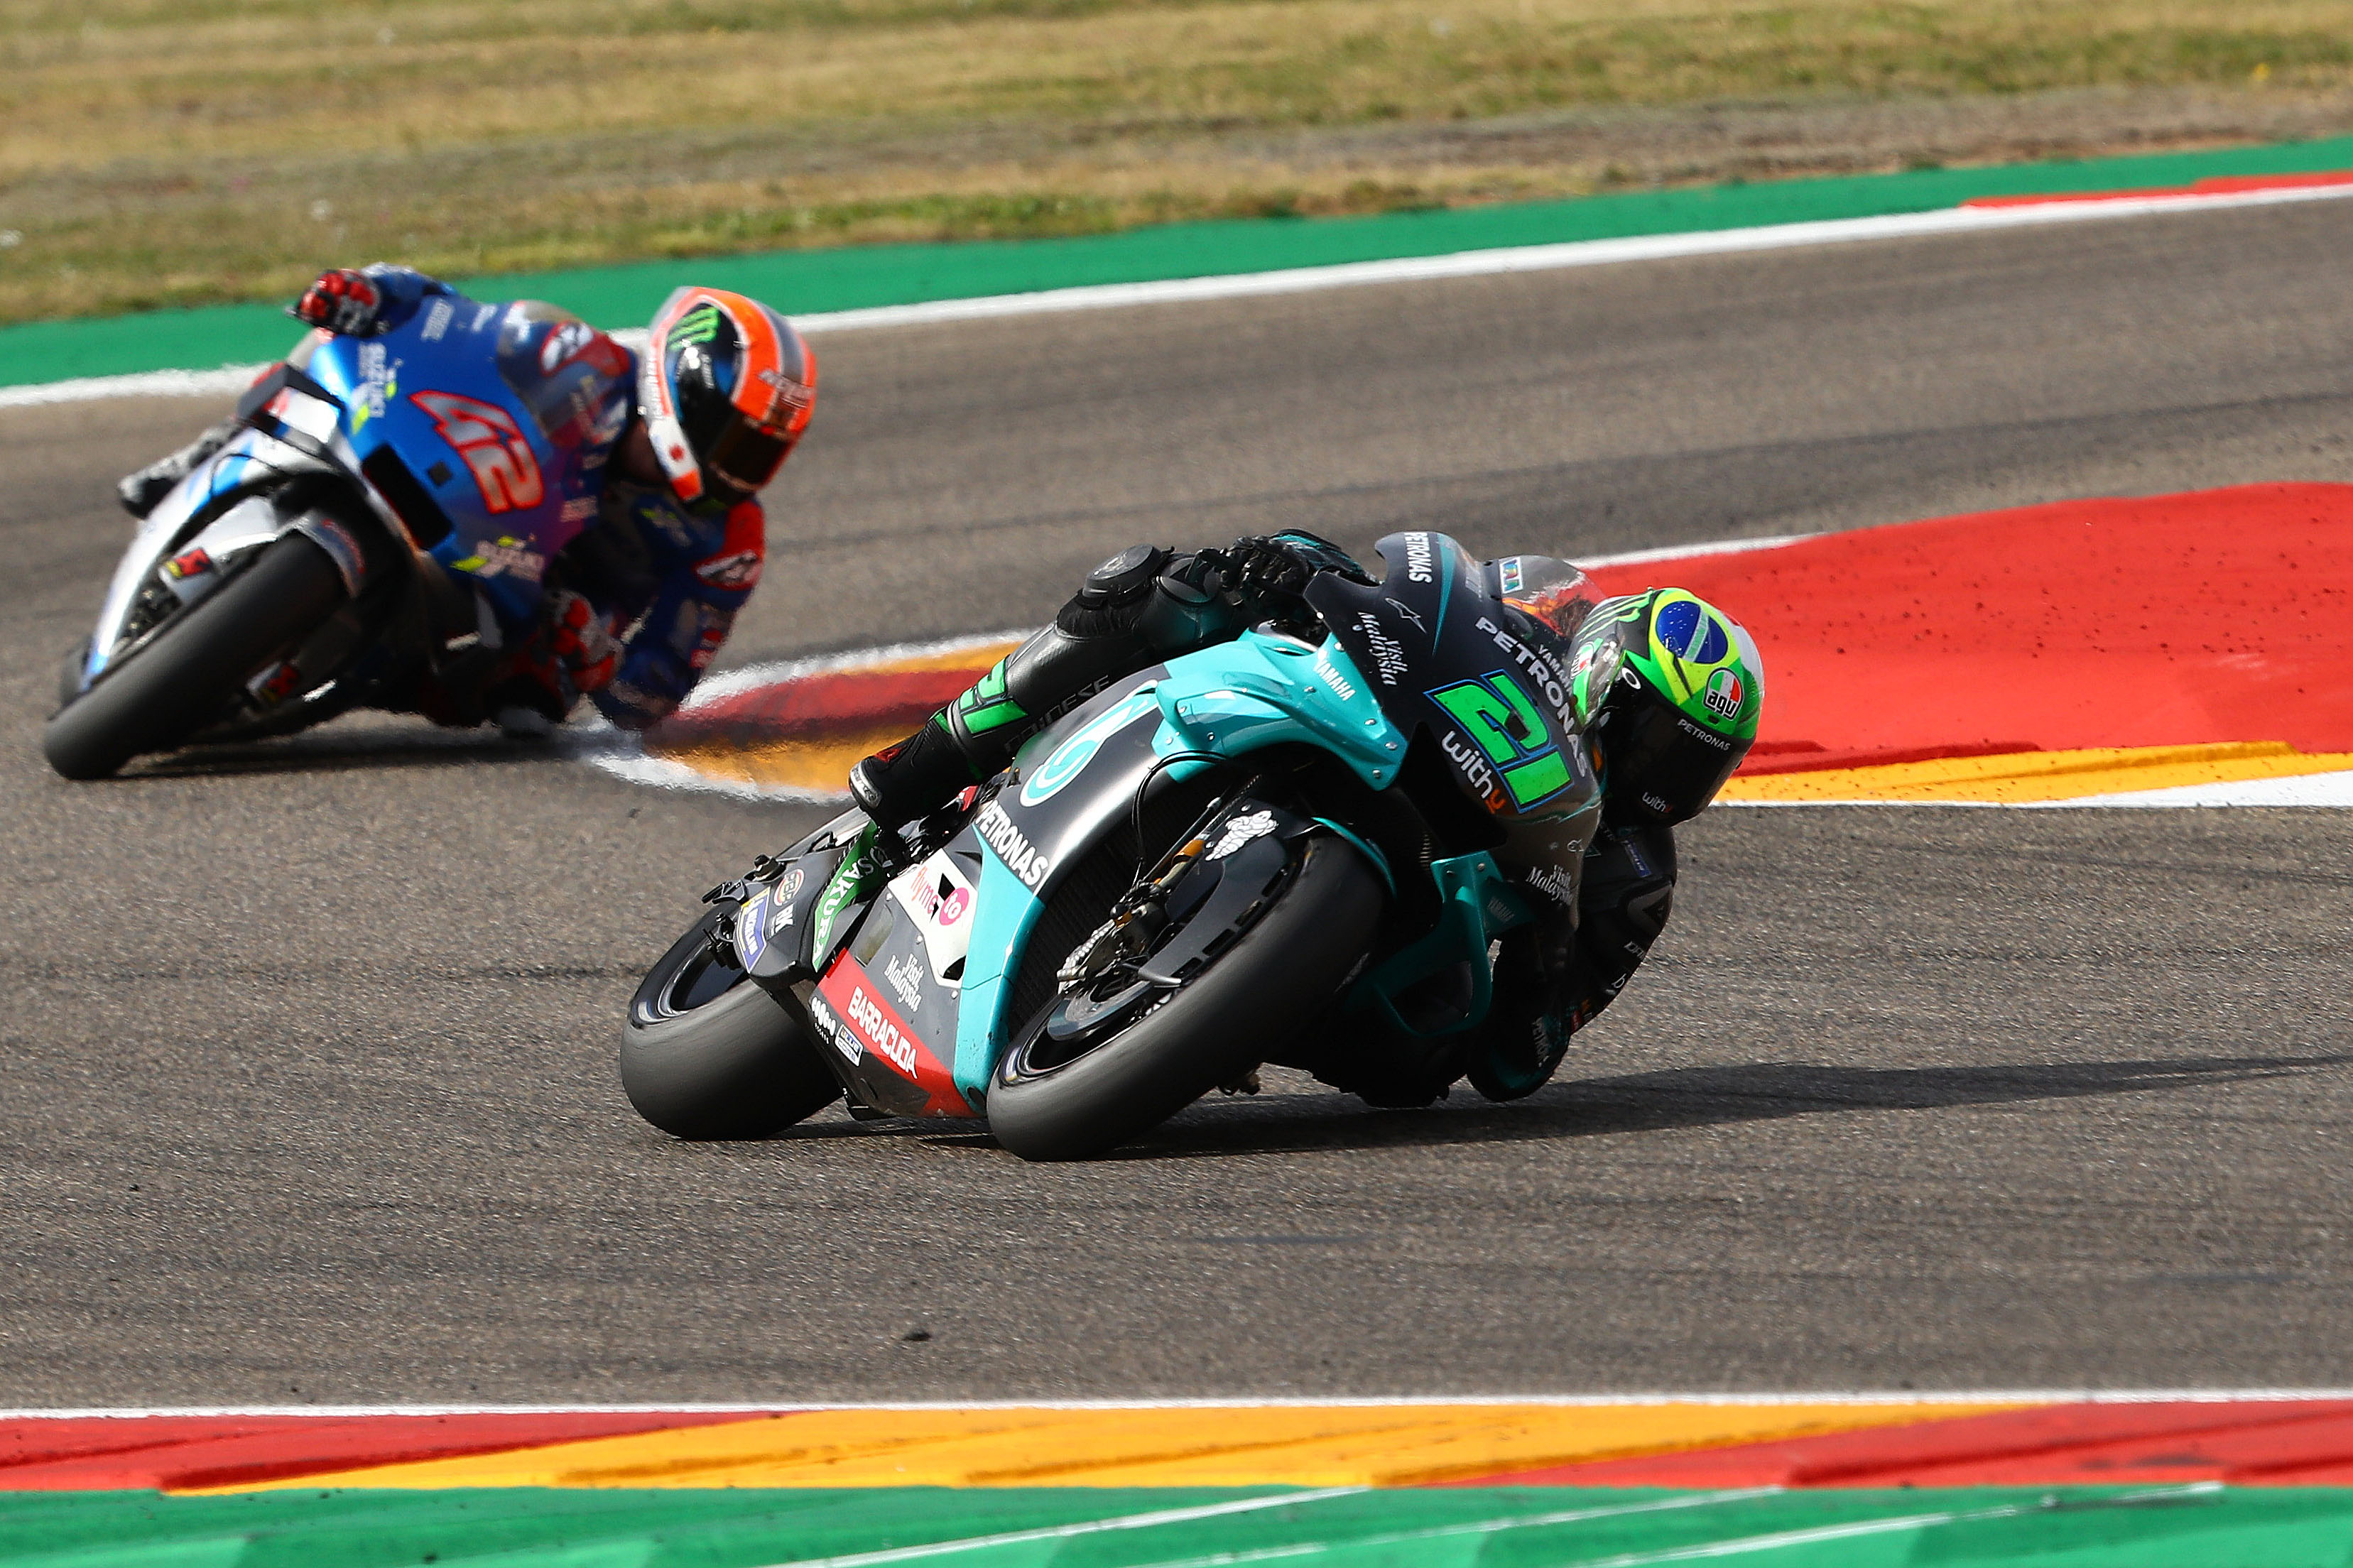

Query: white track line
left=896, top=1490, right=1779, bottom=1568
left=6, top=1389, right=2352, bottom=1419
left=755, top=1489, right=1369, bottom=1568
left=6, top=181, right=2349, bottom=410
left=1568, top=1483, right=2222, bottom=1567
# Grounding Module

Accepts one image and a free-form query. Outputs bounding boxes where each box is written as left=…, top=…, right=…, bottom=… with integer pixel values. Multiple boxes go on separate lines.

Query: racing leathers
left=114, top=264, right=764, bottom=733
left=848, top=533, right=1677, bottom=1106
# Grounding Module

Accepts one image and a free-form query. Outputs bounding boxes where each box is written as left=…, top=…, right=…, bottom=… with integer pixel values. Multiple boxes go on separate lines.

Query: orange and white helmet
left=638, top=286, right=817, bottom=503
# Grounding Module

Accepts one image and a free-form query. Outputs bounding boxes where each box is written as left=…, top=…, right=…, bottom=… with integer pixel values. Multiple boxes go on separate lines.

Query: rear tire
left=987, top=835, right=1383, bottom=1161
left=43, top=535, right=347, bottom=780
left=621, top=908, right=841, bottom=1140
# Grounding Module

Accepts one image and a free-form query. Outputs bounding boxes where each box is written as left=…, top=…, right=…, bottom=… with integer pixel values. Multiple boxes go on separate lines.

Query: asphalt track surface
left=6, top=200, right=2353, bottom=1406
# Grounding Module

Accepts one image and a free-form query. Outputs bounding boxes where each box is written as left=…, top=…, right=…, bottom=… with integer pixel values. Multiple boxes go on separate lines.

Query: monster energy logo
left=671, top=303, right=726, bottom=347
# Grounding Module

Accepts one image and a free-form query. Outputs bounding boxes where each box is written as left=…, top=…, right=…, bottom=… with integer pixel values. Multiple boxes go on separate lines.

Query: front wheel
left=43, top=534, right=347, bottom=780
left=987, top=834, right=1384, bottom=1161
left=621, top=905, right=841, bottom=1140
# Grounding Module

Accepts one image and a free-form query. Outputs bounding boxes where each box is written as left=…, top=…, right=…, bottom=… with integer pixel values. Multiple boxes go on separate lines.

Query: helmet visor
left=702, top=416, right=792, bottom=496
left=1597, top=691, right=1746, bottom=825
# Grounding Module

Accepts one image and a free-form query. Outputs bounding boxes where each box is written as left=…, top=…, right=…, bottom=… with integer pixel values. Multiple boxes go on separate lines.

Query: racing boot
left=849, top=544, right=1202, bottom=833
left=116, top=418, right=241, bottom=520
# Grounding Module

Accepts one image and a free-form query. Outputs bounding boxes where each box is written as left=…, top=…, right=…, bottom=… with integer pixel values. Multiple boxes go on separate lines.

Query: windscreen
left=1498, top=555, right=1597, bottom=646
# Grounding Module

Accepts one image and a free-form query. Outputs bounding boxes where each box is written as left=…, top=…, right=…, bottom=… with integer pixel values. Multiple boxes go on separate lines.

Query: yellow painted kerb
left=197, top=1401, right=2026, bottom=1493
left=1722, top=741, right=2353, bottom=804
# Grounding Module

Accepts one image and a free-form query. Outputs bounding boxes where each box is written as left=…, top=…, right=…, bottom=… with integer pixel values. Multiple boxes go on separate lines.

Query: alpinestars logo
left=695, top=550, right=761, bottom=589
left=975, top=800, right=1050, bottom=888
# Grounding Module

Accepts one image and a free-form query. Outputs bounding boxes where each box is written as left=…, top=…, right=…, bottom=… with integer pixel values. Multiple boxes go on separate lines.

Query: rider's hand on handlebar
left=289, top=268, right=385, bottom=337
left=1221, top=535, right=1317, bottom=602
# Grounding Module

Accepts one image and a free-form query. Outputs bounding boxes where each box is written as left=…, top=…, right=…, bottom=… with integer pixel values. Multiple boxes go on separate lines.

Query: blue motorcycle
left=45, top=298, right=622, bottom=778
left=622, top=532, right=1605, bottom=1160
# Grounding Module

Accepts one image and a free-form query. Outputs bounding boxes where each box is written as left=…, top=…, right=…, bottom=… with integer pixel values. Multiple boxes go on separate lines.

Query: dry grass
left=4, top=0, right=2352, bottom=324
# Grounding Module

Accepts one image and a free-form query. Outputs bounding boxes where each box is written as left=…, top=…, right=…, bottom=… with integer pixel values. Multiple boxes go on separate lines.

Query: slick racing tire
left=621, top=907, right=840, bottom=1140
left=43, top=534, right=347, bottom=780
left=988, top=834, right=1382, bottom=1162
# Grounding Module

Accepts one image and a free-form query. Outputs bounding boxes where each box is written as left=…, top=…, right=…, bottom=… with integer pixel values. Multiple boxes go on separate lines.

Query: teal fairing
left=696, top=530, right=1604, bottom=1131
left=938, top=534, right=1598, bottom=1104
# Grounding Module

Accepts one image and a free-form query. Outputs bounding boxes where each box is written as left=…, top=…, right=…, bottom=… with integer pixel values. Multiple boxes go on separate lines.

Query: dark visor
left=703, top=417, right=792, bottom=495
left=1597, top=696, right=1744, bottom=825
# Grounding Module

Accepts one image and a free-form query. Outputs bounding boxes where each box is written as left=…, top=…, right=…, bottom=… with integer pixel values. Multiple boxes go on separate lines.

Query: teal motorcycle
left=621, top=532, right=1604, bottom=1160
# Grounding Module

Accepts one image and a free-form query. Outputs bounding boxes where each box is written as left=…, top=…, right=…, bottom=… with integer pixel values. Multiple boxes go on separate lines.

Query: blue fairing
left=301, top=297, right=627, bottom=626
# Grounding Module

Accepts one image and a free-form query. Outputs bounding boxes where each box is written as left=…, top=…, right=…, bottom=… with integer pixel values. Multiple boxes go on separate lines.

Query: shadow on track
left=758, top=1052, right=2352, bottom=1160
left=108, top=720, right=597, bottom=780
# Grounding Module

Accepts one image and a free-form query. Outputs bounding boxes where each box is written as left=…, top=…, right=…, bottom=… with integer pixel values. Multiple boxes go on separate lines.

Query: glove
left=290, top=268, right=384, bottom=337
left=545, top=589, right=618, bottom=693
left=1219, top=535, right=1317, bottom=601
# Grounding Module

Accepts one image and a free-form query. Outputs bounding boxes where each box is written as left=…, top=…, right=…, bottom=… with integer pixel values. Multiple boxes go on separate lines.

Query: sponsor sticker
left=888, top=850, right=978, bottom=988
left=1704, top=665, right=1745, bottom=720
left=456, top=535, right=548, bottom=583
left=538, top=320, right=597, bottom=375
left=161, top=548, right=213, bottom=582
left=1499, top=555, right=1524, bottom=594
left=1405, top=532, right=1436, bottom=584
left=811, top=846, right=867, bottom=952
left=695, top=550, right=762, bottom=590
left=808, top=993, right=860, bottom=1065
left=1310, top=643, right=1359, bottom=702
left=1356, top=611, right=1410, bottom=685
left=845, top=983, right=920, bottom=1077
left=884, top=949, right=925, bottom=1013
left=1524, top=862, right=1577, bottom=907
left=1209, top=809, right=1278, bottom=859
left=420, top=299, right=455, bottom=342
left=974, top=800, right=1050, bottom=888
left=736, top=890, right=771, bottom=968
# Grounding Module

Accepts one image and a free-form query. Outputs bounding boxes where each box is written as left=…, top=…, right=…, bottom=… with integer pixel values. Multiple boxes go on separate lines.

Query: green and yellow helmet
left=1568, top=589, right=1764, bottom=826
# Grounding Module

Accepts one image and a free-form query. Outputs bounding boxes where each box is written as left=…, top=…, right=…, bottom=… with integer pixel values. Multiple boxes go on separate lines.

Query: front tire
left=987, top=835, right=1384, bottom=1161
left=621, top=908, right=841, bottom=1140
left=43, top=535, right=347, bottom=780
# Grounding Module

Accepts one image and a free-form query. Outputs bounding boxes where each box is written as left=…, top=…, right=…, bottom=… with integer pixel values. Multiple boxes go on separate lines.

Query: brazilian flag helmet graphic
left=1568, top=588, right=1764, bottom=826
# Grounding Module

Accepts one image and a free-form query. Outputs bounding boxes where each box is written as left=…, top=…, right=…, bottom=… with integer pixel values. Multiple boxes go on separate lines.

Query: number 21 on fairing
left=1428, top=670, right=1575, bottom=810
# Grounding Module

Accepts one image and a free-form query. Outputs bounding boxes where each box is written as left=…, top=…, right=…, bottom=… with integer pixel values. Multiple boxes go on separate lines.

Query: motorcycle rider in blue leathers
left=116, top=265, right=817, bottom=733
left=847, top=534, right=1761, bottom=1107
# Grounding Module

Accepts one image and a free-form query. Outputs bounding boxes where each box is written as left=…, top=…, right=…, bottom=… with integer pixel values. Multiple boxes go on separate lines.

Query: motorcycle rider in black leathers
left=847, top=531, right=1759, bottom=1106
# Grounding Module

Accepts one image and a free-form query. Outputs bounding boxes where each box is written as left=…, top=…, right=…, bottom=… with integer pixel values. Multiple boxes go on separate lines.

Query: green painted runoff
left=6, top=1484, right=2353, bottom=1567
